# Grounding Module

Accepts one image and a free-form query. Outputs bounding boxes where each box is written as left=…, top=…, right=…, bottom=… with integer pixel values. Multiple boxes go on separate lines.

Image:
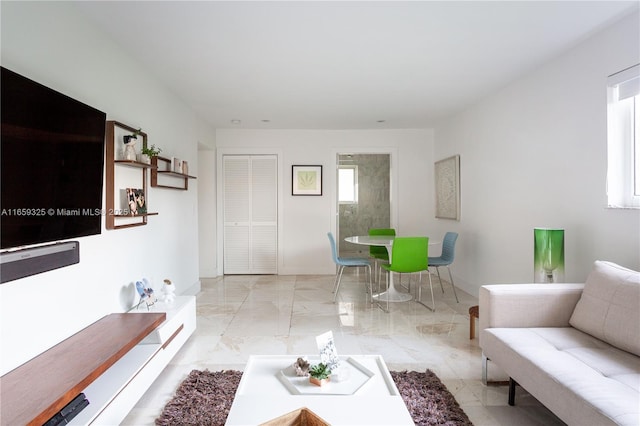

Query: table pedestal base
left=373, top=287, right=413, bottom=302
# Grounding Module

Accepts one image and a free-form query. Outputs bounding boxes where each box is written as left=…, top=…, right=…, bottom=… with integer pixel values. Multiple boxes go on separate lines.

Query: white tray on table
left=278, top=356, right=374, bottom=395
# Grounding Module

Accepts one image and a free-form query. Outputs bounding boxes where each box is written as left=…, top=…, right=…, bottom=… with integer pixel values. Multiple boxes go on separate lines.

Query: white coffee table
left=225, top=354, right=413, bottom=425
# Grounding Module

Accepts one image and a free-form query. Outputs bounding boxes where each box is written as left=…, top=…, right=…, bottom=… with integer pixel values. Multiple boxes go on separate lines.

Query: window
left=607, top=64, right=640, bottom=208
left=338, top=165, right=358, bottom=204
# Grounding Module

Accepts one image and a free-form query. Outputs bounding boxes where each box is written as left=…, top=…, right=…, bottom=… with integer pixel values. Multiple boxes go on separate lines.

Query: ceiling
left=75, top=1, right=638, bottom=130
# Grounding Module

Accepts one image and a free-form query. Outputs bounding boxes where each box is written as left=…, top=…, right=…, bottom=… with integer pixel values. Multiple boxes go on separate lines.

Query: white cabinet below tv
left=69, top=296, right=196, bottom=425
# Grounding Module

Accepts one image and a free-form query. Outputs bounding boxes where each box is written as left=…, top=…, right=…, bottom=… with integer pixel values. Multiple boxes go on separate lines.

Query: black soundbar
left=0, top=241, right=79, bottom=284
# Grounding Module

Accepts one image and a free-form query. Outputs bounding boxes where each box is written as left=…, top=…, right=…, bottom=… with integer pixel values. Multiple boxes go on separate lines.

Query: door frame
left=216, top=147, right=283, bottom=276
left=330, top=147, right=399, bottom=248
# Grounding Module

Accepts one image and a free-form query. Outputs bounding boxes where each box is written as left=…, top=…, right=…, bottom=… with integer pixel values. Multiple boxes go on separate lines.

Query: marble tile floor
left=123, top=272, right=565, bottom=426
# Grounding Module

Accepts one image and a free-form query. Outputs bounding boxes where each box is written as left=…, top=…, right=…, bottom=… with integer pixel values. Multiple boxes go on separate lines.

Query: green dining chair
left=381, top=237, right=436, bottom=311
left=369, top=228, right=395, bottom=283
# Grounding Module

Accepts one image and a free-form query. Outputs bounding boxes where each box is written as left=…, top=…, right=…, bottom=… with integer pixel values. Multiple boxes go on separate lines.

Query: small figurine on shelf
left=135, top=279, right=156, bottom=310
left=123, top=128, right=142, bottom=161
left=163, top=278, right=176, bottom=304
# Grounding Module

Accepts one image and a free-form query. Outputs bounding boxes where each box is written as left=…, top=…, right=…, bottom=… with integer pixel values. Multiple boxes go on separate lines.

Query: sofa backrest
left=569, top=260, right=640, bottom=356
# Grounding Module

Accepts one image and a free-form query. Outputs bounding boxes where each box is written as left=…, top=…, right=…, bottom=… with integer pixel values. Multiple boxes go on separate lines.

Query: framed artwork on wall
left=434, top=155, right=460, bottom=220
left=292, top=165, right=322, bottom=196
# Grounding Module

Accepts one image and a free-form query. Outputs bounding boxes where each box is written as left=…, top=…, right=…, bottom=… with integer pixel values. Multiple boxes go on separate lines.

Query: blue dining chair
left=428, top=232, right=459, bottom=303
left=327, top=232, right=373, bottom=303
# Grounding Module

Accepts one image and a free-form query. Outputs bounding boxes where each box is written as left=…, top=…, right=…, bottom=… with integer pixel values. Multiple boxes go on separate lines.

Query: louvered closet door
left=223, top=155, right=277, bottom=274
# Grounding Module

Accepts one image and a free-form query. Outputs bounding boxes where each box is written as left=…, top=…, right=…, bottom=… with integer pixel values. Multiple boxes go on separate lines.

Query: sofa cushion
left=482, top=327, right=640, bottom=426
left=569, top=261, right=640, bottom=356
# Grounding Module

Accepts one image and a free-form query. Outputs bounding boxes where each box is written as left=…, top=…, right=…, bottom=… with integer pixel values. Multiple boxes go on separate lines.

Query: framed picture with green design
left=292, top=165, right=322, bottom=196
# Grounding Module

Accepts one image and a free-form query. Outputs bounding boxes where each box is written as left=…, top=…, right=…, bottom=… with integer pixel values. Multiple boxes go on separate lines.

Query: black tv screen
left=1, top=67, right=106, bottom=249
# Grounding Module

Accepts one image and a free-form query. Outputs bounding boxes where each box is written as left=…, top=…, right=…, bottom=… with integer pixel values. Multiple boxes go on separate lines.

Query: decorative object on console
left=163, top=279, right=176, bottom=304
left=135, top=279, right=156, bottom=310
left=435, top=154, right=460, bottom=220
left=534, top=228, right=564, bottom=282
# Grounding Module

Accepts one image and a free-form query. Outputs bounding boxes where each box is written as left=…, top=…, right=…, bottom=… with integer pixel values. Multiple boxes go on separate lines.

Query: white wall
left=433, top=11, right=640, bottom=295
left=208, top=129, right=434, bottom=276
left=0, top=2, right=214, bottom=374
left=198, top=148, right=217, bottom=277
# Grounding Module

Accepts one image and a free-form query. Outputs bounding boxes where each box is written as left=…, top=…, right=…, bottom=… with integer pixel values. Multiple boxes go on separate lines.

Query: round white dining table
left=344, top=236, right=440, bottom=303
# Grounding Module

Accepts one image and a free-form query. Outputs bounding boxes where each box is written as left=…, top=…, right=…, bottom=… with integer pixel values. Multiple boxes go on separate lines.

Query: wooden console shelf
left=0, top=313, right=165, bottom=426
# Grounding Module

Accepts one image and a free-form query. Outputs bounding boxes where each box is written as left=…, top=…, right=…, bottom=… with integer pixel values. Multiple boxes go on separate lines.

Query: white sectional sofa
left=479, top=261, right=640, bottom=426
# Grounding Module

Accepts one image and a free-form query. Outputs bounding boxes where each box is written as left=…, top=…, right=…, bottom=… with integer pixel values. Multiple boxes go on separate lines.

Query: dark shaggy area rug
left=390, top=370, right=473, bottom=426
left=156, top=369, right=473, bottom=426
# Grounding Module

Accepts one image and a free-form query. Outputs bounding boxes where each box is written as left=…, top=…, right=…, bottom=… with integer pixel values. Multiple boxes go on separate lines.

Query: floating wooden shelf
left=157, top=170, right=197, bottom=179
left=105, top=121, right=158, bottom=229
left=151, top=156, right=197, bottom=190
left=114, top=160, right=158, bottom=169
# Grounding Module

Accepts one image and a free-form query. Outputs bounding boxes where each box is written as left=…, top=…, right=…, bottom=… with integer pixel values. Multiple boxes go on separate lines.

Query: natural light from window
left=338, top=166, right=358, bottom=204
left=607, top=64, right=639, bottom=209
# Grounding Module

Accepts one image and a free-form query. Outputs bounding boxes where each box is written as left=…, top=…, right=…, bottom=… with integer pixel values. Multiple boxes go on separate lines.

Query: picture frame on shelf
left=182, top=160, right=189, bottom=175
left=292, top=165, right=322, bottom=196
left=124, top=188, right=146, bottom=215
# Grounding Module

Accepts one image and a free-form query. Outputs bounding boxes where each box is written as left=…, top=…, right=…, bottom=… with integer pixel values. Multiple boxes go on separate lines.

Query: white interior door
left=223, top=155, right=277, bottom=274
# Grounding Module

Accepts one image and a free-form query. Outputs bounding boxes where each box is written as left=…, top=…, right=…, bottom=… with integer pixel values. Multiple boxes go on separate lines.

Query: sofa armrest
left=479, top=283, right=584, bottom=347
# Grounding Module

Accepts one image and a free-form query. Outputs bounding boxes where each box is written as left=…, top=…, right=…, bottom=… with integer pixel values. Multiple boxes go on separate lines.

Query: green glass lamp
left=534, top=228, right=564, bottom=283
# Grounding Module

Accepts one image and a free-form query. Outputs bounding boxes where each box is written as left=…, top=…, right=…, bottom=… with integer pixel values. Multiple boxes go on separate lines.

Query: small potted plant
left=139, top=144, right=162, bottom=164
left=309, top=363, right=331, bottom=386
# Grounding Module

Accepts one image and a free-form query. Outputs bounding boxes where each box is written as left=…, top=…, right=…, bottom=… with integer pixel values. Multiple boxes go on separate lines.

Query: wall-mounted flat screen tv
left=1, top=67, right=106, bottom=249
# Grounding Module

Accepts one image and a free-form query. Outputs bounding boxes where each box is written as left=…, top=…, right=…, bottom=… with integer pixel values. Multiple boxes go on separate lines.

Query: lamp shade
left=534, top=228, right=564, bottom=283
